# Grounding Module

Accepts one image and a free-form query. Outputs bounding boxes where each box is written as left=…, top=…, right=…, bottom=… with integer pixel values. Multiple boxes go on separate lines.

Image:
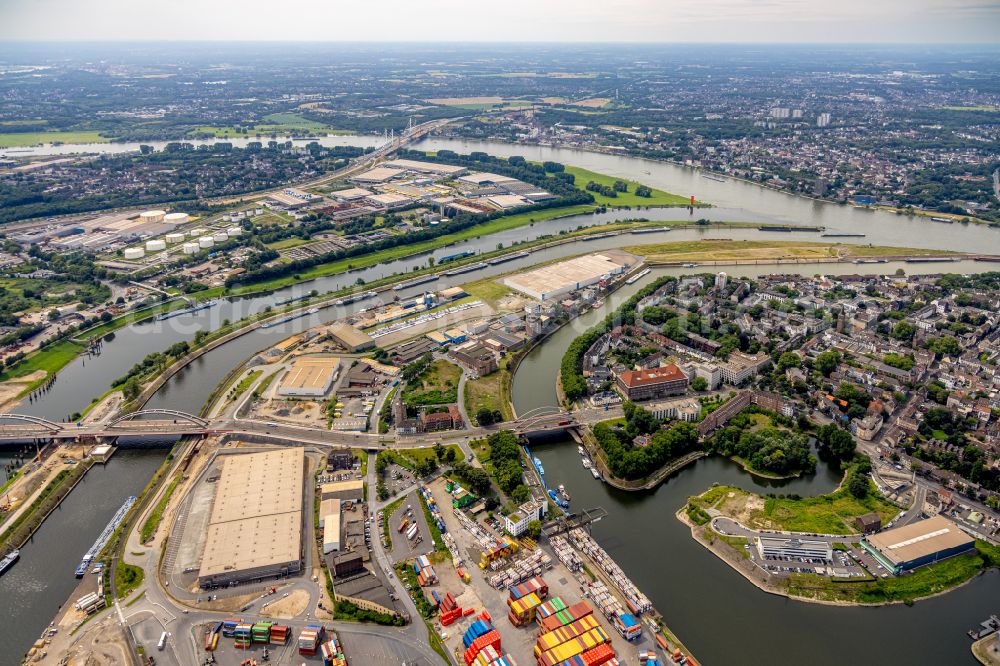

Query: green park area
left=686, top=480, right=899, bottom=536
left=0, top=131, right=110, bottom=148
left=402, top=359, right=462, bottom=406
left=563, top=165, right=694, bottom=207
left=188, top=112, right=351, bottom=138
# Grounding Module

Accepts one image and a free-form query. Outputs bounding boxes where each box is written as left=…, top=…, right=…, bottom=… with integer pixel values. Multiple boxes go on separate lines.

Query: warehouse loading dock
left=503, top=252, right=633, bottom=301
left=276, top=356, right=340, bottom=397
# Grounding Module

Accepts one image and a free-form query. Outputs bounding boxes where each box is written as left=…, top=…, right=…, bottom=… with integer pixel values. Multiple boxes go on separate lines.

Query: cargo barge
left=75, top=496, right=136, bottom=577
left=334, top=290, right=378, bottom=306
left=260, top=307, right=319, bottom=328
left=905, top=257, right=958, bottom=263
left=439, top=250, right=476, bottom=264
left=444, top=262, right=488, bottom=276
left=701, top=174, right=727, bottom=182
left=758, top=225, right=823, bottom=232
left=582, top=232, right=618, bottom=241
left=624, top=268, right=651, bottom=285
left=630, top=227, right=671, bottom=235
left=821, top=233, right=866, bottom=238
left=487, top=251, right=531, bottom=266
left=393, top=275, right=439, bottom=291
left=0, top=549, right=19, bottom=576
left=154, top=300, right=216, bottom=321
left=931, top=217, right=955, bottom=224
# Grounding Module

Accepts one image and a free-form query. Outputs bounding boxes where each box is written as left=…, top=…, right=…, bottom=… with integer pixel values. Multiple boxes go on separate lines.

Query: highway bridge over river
left=0, top=404, right=617, bottom=447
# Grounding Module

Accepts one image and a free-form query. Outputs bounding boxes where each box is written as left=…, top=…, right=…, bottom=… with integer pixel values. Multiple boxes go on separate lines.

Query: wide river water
left=2, top=137, right=1000, bottom=664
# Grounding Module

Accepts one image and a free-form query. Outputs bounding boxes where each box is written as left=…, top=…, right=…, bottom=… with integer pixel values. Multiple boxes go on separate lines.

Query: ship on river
left=75, top=496, right=136, bottom=577
left=0, top=549, right=19, bottom=576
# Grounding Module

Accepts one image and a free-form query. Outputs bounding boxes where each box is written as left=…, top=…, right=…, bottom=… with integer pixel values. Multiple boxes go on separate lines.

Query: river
left=4, top=138, right=1000, bottom=664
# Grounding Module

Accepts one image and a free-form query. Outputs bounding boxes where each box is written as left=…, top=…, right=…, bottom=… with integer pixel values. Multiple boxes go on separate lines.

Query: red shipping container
left=480, top=610, right=492, bottom=622
left=540, top=601, right=594, bottom=634
left=463, top=630, right=501, bottom=665
left=580, top=643, right=616, bottom=666
left=462, top=608, right=475, bottom=617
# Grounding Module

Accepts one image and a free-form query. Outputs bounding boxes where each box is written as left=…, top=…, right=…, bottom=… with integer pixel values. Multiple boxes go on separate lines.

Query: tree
left=445, top=447, right=457, bottom=463
left=512, top=485, right=531, bottom=504
left=891, top=321, right=915, bottom=341
left=848, top=472, right=869, bottom=499
left=122, top=376, right=142, bottom=402
left=777, top=352, right=801, bottom=371
left=928, top=336, right=961, bottom=357
left=100, top=311, right=113, bottom=323
left=376, top=480, right=389, bottom=501
left=433, top=442, right=445, bottom=461
left=526, top=520, right=542, bottom=539
left=690, top=376, right=708, bottom=392
left=476, top=408, right=495, bottom=426
left=815, top=350, right=840, bottom=377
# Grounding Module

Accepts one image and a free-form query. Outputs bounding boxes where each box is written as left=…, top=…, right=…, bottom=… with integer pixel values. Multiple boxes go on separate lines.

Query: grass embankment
left=0, top=131, right=109, bottom=148
left=464, top=367, right=514, bottom=423
left=115, top=562, right=145, bottom=598
left=564, top=165, right=695, bottom=207
left=687, top=482, right=898, bottom=536
left=402, top=359, right=462, bottom=406
left=0, top=462, right=89, bottom=550
left=227, top=370, right=263, bottom=403
left=627, top=239, right=963, bottom=264
left=139, top=474, right=181, bottom=543
left=788, top=540, right=1000, bottom=604
left=461, top=278, right=513, bottom=306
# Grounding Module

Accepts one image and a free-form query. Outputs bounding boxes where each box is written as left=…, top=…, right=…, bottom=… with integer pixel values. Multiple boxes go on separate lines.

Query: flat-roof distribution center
left=277, top=356, right=340, bottom=397
left=861, top=515, right=974, bottom=573
left=199, top=448, right=305, bottom=587
left=503, top=253, right=628, bottom=301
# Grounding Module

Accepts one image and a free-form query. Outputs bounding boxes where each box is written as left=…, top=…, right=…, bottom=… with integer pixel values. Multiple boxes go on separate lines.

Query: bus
left=157, top=631, right=168, bottom=650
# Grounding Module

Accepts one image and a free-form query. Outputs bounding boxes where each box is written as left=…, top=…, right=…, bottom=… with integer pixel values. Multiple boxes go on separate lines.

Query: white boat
left=582, top=459, right=592, bottom=470
left=577, top=446, right=585, bottom=455
left=0, top=549, right=19, bottom=576
left=591, top=468, right=601, bottom=479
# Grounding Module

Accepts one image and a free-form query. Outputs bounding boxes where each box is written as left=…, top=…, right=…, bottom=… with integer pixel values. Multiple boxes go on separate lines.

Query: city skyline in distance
left=2, top=0, right=1000, bottom=44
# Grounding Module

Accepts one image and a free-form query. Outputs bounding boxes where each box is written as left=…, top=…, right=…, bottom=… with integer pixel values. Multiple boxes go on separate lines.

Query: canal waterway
left=0, top=448, right=167, bottom=664
left=5, top=138, right=1000, bottom=664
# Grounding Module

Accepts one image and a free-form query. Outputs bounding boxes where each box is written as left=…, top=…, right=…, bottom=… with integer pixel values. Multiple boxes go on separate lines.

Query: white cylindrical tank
left=139, top=210, right=166, bottom=224
left=222, top=214, right=232, bottom=222
left=212, top=232, right=229, bottom=243
left=198, top=235, right=215, bottom=249
left=226, top=226, right=243, bottom=237
left=182, top=242, right=199, bottom=254
left=164, top=212, right=189, bottom=225
left=123, top=247, right=145, bottom=260
left=188, top=227, right=206, bottom=238
left=145, top=239, right=166, bottom=252
left=165, top=233, right=185, bottom=244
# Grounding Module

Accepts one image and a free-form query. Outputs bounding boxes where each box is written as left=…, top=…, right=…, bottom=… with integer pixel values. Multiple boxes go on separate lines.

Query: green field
left=188, top=112, right=351, bottom=138
left=942, top=105, right=999, bottom=112
left=402, top=359, right=462, bottom=406
left=460, top=278, right=512, bottom=305
left=397, top=444, right=465, bottom=468
left=564, top=165, right=694, bottom=207
left=463, top=368, right=513, bottom=423
left=0, top=340, right=84, bottom=383
left=688, top=482, right=898, bottom=536
left=267, top=237, right=312, bottom=250
left=0, top=131, right=109, bottom=148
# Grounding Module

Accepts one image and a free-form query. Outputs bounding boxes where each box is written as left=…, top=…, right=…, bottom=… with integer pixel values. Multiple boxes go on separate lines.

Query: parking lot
left=386, top=490, right=435, bottom=563
left=384, top=462, right=417, bottom=498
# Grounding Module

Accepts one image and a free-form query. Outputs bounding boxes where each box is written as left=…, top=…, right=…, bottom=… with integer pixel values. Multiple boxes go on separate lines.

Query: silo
left=139, top=210, right=166, bottom=224
left=226, top=226, right=243, bottom=237
left=145, top=239, right=167, bottom=252
left=212, top=232, right=229, bottom=243
left=182, top=242, right=199, bottom=255
left=123, top=247, right=145, bottom=260
left=164, top=212, right=189, bottom=226
left=165, top=233, right=185, bottom=244
left=188, top=227, right=206, bottom=238
left=198, top=235, right=215, bottom=249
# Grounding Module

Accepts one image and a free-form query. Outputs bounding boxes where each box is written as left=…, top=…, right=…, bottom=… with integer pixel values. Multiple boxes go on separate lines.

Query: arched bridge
left=510, top=406, right=581, bottom=436
left=0, top=409, right=213, bottom=441
left=106, top=409, right=209, bottom=429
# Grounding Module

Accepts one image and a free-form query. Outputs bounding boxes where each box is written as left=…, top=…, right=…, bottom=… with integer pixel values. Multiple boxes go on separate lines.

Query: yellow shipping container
left=511, top=592, right=541, bottom=618
left=542, top=627, right=609, bottom=664
left=534, top=615, right=600, bottom=657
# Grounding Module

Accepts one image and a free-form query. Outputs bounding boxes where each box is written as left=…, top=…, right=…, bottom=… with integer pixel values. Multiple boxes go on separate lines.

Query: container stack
left=455, top=507, right=496, bottom=549
left=548, top=535, right=583, bottom=572
left=533, top=615, right=601, bottom=658
left=488, top=549, right=551, bottom=589
left=439, top=591, right=463, bottom=625
left=480, top=537, right=519, bottom=569
left=269, top=624, right=290, bottom=644
left=509, top=577, right=548, bottom=605
left=320, top=633, right=347, bottom=666
left=508, top=592, right=543, bottom=627
left=420, top=484, right=448, bottom=534
left=535, top=597, right=567, bottom=624
left=221, top=618, right=240, bottom=637
left=535, top=627, right=612, bottom=666
left=548, top=643, right=618, bottom=666
left=252, top=621, right=273, bottom=644
left=298, top=625, right=326, bottom=656
left=538, top=600, right=594, bottom=634
left=233, top=623, right=252, bottom=649
left=569, top=528, right=651, bottom=615
left=73, top=592, right=106, bottom=615
left=464, top=629, right=502, bottom=665
left=414, top=554, right=437, bottom=586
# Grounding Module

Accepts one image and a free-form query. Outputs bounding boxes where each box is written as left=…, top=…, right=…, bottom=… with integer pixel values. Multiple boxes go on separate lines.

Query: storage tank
left=188, top=227, right=206, bottom=238
left=165, top=233, right=185, bottom=244
left=163, top=212, right=189, bottom=226
left=123, top=247, right=145, bottom=260
left=227, top=226, right=244, bottom=237
left=212, top=232, right=229, bottom=243
left=145, top=239, right=166, bottom=252
left=198, top=235, right=215, bottom=249
left=182, top=242, right=199, bottom=255
left=139, top=210, right=166, bottom=224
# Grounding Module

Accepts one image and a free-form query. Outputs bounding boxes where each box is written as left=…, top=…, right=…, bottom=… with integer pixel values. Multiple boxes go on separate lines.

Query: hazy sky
left=2, top=0, right=999, bottom=43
